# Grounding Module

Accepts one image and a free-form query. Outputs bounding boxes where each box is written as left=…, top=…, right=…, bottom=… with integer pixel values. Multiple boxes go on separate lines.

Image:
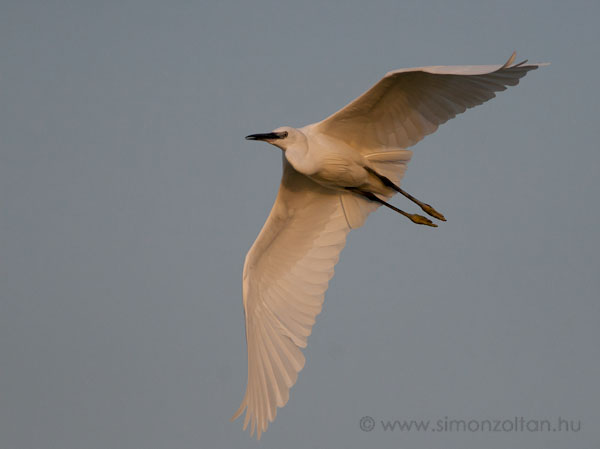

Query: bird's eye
left=277, top=131, right=288, bottom=139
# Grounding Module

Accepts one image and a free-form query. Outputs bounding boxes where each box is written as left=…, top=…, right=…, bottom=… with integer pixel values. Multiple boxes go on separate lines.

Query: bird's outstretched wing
left=232, top=158, right=350, bottom=439
left=314, top=52, right=544, bottom=153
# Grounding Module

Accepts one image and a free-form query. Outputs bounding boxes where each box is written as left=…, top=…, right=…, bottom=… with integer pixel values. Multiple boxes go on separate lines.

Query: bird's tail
left=340, top=150, right=412, bottom=229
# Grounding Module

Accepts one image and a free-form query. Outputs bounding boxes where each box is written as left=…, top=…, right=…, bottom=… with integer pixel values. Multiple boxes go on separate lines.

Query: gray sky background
left=1, top=1, right=599, bottom=448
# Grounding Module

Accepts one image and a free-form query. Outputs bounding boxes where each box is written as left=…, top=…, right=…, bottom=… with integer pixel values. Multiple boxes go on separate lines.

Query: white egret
left=232, top=52, right=546, bottom=438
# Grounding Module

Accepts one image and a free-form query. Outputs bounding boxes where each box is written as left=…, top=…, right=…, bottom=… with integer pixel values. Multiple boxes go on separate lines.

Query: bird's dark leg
left=346, top=188, right=437, bottom=227
left=365, top=167, right=446, bottom=221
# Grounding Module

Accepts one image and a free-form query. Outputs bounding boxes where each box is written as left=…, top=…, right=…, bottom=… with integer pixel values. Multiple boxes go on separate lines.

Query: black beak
left=245, top=132, right=286, bottom=141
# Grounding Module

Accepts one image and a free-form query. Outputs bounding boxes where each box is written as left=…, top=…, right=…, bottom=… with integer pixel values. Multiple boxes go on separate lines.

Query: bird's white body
left=232, top=53, right=547, bottom=439
left=284, top=126, right=391, bottom=196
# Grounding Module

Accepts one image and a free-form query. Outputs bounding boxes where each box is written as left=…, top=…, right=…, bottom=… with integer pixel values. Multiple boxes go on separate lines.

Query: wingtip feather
left=502, top=51, right=517, bottom=68
left=231, top=400, right=246, bottom=422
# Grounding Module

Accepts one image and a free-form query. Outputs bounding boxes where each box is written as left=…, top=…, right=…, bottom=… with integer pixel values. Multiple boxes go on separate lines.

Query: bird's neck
left=284, top=143, right=315, bottom=175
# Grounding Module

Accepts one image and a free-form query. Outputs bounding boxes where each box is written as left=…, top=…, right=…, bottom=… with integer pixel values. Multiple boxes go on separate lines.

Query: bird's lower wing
left=314, top=52, right=545, bottom=152
left=232, top=158, right=351, bottom=439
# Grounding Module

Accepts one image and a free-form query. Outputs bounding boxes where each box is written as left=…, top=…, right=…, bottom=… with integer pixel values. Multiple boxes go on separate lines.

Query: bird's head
left=245, top=126, right=305, bottom=152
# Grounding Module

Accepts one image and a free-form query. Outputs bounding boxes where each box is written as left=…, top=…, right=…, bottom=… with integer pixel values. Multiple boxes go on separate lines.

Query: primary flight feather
left=232, top=52, right=546, bottom=438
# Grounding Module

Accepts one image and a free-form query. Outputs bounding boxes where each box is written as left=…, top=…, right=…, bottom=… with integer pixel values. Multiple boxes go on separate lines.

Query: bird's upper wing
left=232, top=158, right=350, bottom=439
left=314, top=53, right=544, bottom=152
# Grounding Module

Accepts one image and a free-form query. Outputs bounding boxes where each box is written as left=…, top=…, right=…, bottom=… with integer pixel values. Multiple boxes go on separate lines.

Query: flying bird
left=232, top=52, right=545, bottom=438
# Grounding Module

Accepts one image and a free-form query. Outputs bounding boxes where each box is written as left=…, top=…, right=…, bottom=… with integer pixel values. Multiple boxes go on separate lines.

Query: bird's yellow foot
left=421, top=203, right=446, bottom=222
left=409, top=214, right=437, bottom=227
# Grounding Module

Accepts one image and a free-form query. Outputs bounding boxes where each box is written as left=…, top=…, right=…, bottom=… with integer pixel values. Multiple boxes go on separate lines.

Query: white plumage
left=232, top=52, right=546, bottom=438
